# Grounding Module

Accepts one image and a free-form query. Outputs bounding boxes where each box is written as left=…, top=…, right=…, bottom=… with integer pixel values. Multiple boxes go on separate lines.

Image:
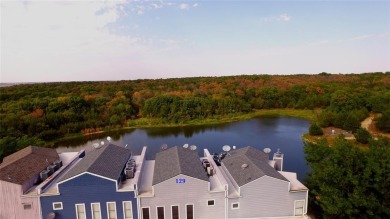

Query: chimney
left=273, top=148, right=284, bottom=171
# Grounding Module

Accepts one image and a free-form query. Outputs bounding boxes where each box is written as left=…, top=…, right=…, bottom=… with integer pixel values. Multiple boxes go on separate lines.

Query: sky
left=1, top=0, right=389, bottom=82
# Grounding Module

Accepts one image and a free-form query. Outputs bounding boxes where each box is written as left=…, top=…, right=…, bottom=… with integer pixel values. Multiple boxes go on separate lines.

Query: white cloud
left=261, top=13, right=292, bottom=23
left=277, top=13, right=291, bottom=22
left=349, top=34, right=374, bottom=41
left=179, top=3, right=189, bottom=10
left=193, top=3, right=198, bottom=8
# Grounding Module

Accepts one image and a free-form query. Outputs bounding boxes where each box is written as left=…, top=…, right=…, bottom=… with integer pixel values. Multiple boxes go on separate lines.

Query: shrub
left=309, top=123, right=324, bottom=136
left=354, top=128, right=371, bottom=144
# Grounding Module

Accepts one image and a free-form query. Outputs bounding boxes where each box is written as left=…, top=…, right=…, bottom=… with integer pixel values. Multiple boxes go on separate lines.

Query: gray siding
left=140, top=174, right=225, bottom=219
left=0, top=181, right=40, bottom=219
left=228, top=176, right=307, bottom=218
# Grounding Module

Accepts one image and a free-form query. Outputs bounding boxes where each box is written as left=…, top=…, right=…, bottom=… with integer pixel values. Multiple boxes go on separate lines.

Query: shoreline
left=52, top=109, right=316, bottom=145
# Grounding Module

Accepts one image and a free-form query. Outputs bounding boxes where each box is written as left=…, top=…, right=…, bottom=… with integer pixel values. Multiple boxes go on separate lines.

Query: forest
left=305, top=136, right=390, bottom=218
left=1, top=72, right=390, bottom=217
left=1, top=72, right=389, bottom=162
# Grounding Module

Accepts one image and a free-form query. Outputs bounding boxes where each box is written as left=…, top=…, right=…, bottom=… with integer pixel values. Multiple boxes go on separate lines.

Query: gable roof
left=153, top=146, right=208, bottom=185
left=222, top=146, right=287, bottom=186
left=0, top=146, right=59, bottom=185
left=60, top=143, right=131, bottom=182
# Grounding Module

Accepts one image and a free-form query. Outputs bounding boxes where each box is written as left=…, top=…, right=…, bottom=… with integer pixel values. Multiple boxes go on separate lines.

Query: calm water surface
left=56, top=117, right=310, bottom=181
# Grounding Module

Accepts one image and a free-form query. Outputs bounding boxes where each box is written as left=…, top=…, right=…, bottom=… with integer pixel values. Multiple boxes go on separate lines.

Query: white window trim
left=141, top=207, right=150, bottom=219
left=207, top=199, right=215, bottom=206
left=75, top=203, right=86, bottom=219
left=156, top=206, right=165, bottom=219
left=53, top=202, right=63, bottom=210
left=231, top=202, right=239, bottom=210
left=106, top=202, right=117, bottom=219
left=91, top=202, right=102, bottom=219
left=294, top=200, right=305, bottom=216
left=171, top=205, right=179, bottom=219
left=122, top=201, right=133, bottom=219
left=185, top=204, right=194, bottom=219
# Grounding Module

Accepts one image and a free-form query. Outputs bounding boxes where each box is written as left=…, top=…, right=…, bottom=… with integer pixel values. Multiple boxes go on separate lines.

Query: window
left=91, top=203, right=101, bottom=219
left=107, top=202, right=117, bottom=219
left=142, top=207, right=150, bottom=219
left=123, top=201, right=133, bottom=219
left=294, top=200, right=305, bottom=216
left=23, top=203, right=32, bottom=210
left=232, top=203, right=239, bottom=209
left=53, top=202, right=63, bottom=210
left=171, top=205, right=179, bottom=219
left=157, top=206, right=164, bottom=219
left=186, top=204, right=194, bottom=219
left=207, top=200, right=215, bottom=206
left=75, top=204, right=86, bottom=219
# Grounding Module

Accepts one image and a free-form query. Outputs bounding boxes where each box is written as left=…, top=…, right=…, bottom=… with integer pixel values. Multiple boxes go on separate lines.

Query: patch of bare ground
left=362, top=113, right=390, bottom=139
left=322, top=127, right=355, bottom=140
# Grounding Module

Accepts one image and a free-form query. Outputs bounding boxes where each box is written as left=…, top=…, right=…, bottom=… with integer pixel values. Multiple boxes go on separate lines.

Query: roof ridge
left=175, top=147, right=182, bottom=172
left=1, top=146, right=33, bottom=168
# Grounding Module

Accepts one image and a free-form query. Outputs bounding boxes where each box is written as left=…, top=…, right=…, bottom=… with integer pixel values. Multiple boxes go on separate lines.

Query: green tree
left=376, top=110, right=390, bottom=133
left=309, top=123, right=324, bottom=136
left=354, top=128, right=371, bottom=144
left=305, top=137, right=390, bottom=218
left=343, top=114, right=360, bottom=132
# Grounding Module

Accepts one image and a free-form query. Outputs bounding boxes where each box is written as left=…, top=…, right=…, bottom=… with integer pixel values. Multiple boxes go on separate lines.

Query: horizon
left=1, top=0, right=389, bottom=83
left=0, top=71, right=389, bottom=84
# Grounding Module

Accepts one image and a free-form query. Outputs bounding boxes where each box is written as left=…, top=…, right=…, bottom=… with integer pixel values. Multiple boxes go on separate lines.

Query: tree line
left=1, top=72, right=389, bottom=161
left=305, top=136, right=390, bottom=218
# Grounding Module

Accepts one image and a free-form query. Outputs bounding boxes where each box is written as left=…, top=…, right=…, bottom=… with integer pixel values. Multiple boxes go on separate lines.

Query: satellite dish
left=232, top=145, right=236, bottom=150
left=107, top=136, right=111, bottom=141
left=125, top=144, right=128, bottom=148
left=183, top=144, right=189, bottom=148
left=189, top=145, right=197, bottom=151
left=161, top=144, right=168, bottom=150
left=241, top=163, right=249, bottom=169
left=101, top=141, right=105, bottom=145
left=222, top=145, right=231, bottom=152
left=263, top=148, right=271, bottom=154
left=46, top=212, right=56, bottom=219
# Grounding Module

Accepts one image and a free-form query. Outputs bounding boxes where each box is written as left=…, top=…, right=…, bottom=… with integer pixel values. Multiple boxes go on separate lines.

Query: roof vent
left=241, top=163, right=249, bottom=169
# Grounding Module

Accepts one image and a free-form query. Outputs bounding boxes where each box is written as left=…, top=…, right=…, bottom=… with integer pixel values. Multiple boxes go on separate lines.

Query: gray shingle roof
left=153, top=146, right=208, bottom=185
left=0, top=146, right=59, bottom=185
left=60, top=143, right=131, bottom=182
left=222, top=146, right=287, bottom=186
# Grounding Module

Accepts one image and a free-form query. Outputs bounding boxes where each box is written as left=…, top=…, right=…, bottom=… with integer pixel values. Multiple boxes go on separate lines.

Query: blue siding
left=40, top=173, right=137, bottom=219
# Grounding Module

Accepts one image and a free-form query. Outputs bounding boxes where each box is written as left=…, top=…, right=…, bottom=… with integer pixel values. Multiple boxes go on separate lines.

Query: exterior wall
left=220, top=164, right=240, bottom=193
left=22, top=174, right=40, bottom=193
left=140, top=174, right=225, bottom=219
left=40, top=173, right=138, bottom=219
left=227, top=176, right=307, bottom=219
left=0, top=181, right=40, bottom=219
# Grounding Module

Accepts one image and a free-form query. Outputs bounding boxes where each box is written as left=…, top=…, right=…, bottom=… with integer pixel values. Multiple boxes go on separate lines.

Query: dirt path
left=361, top=114, right=390, bottom=138
left=361, top=115, right=374, bottom=130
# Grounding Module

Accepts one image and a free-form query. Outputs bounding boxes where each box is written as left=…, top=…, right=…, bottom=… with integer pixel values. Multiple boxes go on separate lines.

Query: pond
left=56, top=117, right=310, bottom=181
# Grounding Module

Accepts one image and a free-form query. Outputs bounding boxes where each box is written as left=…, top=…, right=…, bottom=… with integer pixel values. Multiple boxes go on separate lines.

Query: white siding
left=140, top=174, right=225, bottom=219
left=0, top=180, right=40, bottom=219
left=228, top=176, right=307, bottom=218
